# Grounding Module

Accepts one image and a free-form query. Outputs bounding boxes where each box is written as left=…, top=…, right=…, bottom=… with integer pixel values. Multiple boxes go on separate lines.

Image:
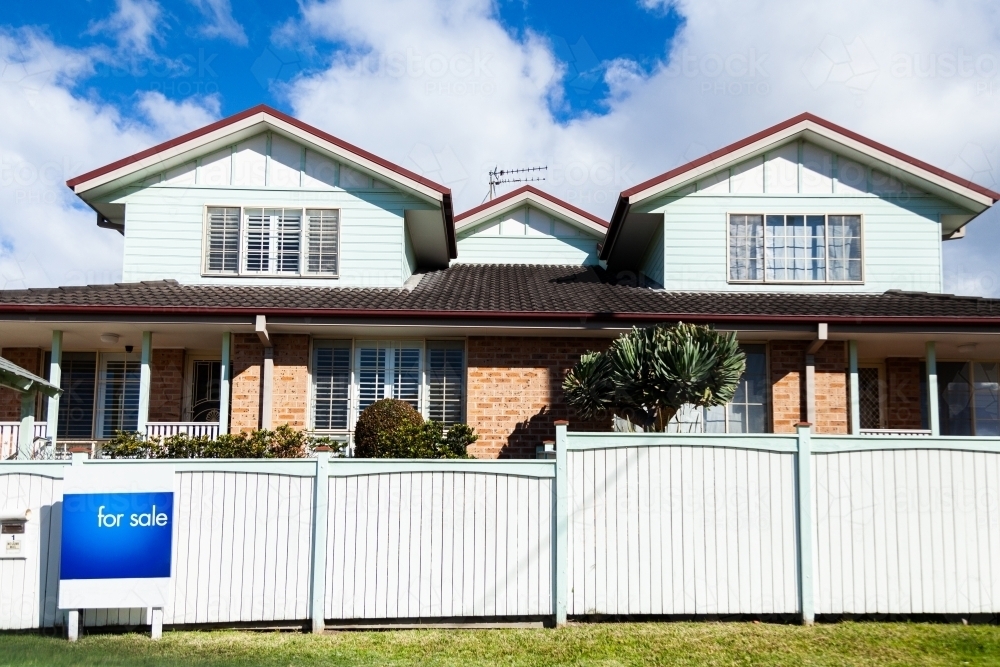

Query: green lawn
left=1, top=622, right=998, bottom=666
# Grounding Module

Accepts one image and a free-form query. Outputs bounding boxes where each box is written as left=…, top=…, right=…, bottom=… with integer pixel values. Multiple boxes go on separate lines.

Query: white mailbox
left=0, top=509, right=30, bottom=560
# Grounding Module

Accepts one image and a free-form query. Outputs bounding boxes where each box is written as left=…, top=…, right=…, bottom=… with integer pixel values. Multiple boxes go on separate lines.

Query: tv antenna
left=485, top=165, right=547, bottom=201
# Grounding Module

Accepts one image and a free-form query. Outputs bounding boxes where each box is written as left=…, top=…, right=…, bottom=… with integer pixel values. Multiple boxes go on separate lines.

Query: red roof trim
left=66, top=104, right=452, bottom=195
left=2, top=303, right=1000, bottom=325
left=454, top=184, right=608, bottom=227
left=621, top=112, right=1000, bottom=200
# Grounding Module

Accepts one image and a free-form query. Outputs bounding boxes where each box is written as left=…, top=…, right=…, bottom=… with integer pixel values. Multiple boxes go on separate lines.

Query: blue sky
left=1, top=0, right=999, bottom=295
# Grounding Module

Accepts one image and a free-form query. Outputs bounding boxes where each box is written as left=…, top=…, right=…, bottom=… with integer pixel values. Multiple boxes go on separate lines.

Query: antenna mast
left=486, top=166, right=548, bottom=200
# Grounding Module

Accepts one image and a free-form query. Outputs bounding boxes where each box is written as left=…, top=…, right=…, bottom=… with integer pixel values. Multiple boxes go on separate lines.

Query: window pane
left=704, top=404, right=727, bottom=433
left=938, top=361, right=973, bottom=435
left=764, top=215, right=826, bottom=282
left=974, top=362, right=1000, bottom=437
left=728, top=214, right=763, bottom=281
left=392, top=347, right=421, bottom=409
left=99, top=356, right=141, bottom=438
left=427, top=342, right=464, bottom=426
left=357, top=344, right=388, bottom=413
left=858, top=367, right=881, bottom=429
left=274, top=208, right=301, bottom=274
left=728, top=344, right=768, bottom=433
left=306, top=209, right=340, bottom=274
left=244, top=208, right=269, bottom=273
left=57, top=352, right=96, bottom=439
left=765, top=215, right=787, bottom=280
left=828, top=215, right=862, bottom=281
left=206, top=207, right=239, bottom=273
left=313, top=341, right=351, bottom=430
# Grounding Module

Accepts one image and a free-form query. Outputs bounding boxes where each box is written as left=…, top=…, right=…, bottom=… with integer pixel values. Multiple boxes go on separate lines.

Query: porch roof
left=1, top=264, right=1000, bottom=325
left=0, top=356, right=61, bottom=398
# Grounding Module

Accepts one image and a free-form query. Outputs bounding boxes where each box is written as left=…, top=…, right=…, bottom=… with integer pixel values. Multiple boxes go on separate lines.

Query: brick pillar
left=770, top=341, right=806, bottom=433
left=465, top=337, right=611, bottom=459
left=886, top=358, right=924, bottom=429
left=0, top=348, right=42, bottom=421
left=814, top=341, right=848, bottom=434
left=271, top=334, right=310, bottom=429
left=148, top=349, right=184, bottom=423
left=231, top=334, right=263, bottom=432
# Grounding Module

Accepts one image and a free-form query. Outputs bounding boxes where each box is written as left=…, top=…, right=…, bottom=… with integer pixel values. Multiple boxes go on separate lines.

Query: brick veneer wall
left=465, top=336, right=612, bottom=459
left=0, top=348, right=42, bottom=421
left=149, top=349, right=184, bottom=423
left=886, top=358, right=924, bottom=429
left=231, top=334, right=263, bottom=432
left=769, top=340, right=848, bottom=434
left=271, top=334, right=310, bottom=429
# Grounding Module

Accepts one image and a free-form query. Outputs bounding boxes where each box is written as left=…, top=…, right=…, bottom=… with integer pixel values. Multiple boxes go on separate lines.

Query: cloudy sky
left=1, top=0, right=998, bottom=294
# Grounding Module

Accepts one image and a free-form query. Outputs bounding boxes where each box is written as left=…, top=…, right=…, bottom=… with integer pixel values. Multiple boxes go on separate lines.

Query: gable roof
left=66, top=104, right=457, bottom=259
left=600, top=112, right=1000, bottom=261
left=3, top=266, right=1000, bottom=326
left=455, top=185, right=608, bottom=235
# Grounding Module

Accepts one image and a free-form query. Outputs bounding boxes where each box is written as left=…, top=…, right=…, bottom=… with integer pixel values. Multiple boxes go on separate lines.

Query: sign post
left=58, top=464, right=175, bottom=640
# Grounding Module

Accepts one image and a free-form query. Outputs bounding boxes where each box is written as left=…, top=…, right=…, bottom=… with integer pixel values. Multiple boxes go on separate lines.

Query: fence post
left=554, top=420, right=569, bottom=627
left=795, top=422, right=814, bottom=625
left=310, top=450, right=330, bottom=634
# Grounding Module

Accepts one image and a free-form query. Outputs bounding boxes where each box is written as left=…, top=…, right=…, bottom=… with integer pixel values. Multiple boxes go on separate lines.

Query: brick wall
left=149, top=349, right=184, bottom=423
left=886, top=357, right=924, bottom=429
left=769, top=341, right=848, bottom=434
left=465, top=336, right=612, bottom=459
left=0, top=348, right=42, bottom=421
left=814, top=341, right=848, bottom=434
left=271, top=334, right=310, bottom=429
left=231, top=334, right=263, bottom=432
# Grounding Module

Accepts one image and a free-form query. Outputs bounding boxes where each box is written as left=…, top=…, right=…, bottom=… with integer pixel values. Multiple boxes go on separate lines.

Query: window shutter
left=99, top=355, right=141, bottom=438
left=274, top=208, right=301, bottom=274
left=244, top=208, right=269, bottom=273
left=392, top=346, right=421, bottom=409
left=427, top=342, right=464, bottom=426
left=313, top=341, right=352, bottom=430
left=206, top=207, right=240, bottom=273
left=306, top=209, right=339, bottom=275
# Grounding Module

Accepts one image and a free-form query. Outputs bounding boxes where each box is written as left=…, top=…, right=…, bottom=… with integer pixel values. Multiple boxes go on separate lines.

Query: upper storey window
left=728, top=213, right=862, bottom=283
left=204, top=206, right=340, bottom=277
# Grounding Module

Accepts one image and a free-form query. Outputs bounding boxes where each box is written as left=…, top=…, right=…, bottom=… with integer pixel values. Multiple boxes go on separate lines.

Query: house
left=1, top=107, right=999, bottom=460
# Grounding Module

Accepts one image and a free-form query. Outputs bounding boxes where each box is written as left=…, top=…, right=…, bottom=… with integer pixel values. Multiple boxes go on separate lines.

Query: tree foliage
left=563, top=322, right=746, bottom=431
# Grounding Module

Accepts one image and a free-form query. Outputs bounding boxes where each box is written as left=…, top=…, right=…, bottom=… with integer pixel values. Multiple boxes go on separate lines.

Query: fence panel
left=813, top=445, right=1000, bottom=615
left=565, top=439, right=799, bottom=617
left=324, top=464, right=554, bottom=620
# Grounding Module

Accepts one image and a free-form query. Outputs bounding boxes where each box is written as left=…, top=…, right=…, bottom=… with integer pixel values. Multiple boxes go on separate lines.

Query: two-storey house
left=1, top=108, right=999, bottom=459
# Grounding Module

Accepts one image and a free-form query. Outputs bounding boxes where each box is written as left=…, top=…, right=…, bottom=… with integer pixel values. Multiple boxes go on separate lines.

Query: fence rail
left=146, top=422, right=221, bottom=439
left=3, top=429, right=1000, bottom=632
left=0, top=423, right=48, bottom=461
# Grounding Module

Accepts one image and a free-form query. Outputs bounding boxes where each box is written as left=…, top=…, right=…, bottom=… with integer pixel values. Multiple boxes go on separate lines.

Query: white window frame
left=201, top=205, right=341, bottom=278
left=309, top=338, right=467, bottom=438
left=727, top=213, right=865, bottom=284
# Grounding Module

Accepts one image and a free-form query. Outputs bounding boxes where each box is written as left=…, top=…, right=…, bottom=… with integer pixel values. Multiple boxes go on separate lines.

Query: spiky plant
left=563, top=322, right=746, bottom=432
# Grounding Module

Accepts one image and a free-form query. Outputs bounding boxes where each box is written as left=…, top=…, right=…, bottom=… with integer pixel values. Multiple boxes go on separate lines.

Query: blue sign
left=60, top=492, right=174, bottom=580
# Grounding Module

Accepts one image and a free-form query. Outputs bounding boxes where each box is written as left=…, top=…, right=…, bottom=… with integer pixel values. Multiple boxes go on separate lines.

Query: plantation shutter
left=244, top=208, right=270, bottom=272
left=427, top=341, right=464, bottom=426
left=98, top=353, right=141, bottom=438
left=205, top=207, right=240, bottom=273
left=313, top=340, right=352, bottom=430
left=356, top=342, right=422, bottom=414
left=305, top=209, right=339, bottom=275
left=274, top=208, right=301, bottom=274
left=392, top=345, right=421, bottom=409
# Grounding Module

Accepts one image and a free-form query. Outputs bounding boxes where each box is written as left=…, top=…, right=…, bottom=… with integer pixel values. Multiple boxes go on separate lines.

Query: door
left=190, top=360, right=222, bottom=423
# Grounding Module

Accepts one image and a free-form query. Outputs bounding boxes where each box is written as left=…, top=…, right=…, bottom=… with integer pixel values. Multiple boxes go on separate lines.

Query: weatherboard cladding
left=2, top=265, right=1000, bottom=320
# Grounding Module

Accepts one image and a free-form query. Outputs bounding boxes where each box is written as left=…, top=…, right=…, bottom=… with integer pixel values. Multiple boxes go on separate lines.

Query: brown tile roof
left=2, top=264, right=1000, bottom=323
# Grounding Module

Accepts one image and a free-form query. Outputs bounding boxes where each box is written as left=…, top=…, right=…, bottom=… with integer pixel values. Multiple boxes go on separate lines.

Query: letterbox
left=0, top=509, right=30, bottom=560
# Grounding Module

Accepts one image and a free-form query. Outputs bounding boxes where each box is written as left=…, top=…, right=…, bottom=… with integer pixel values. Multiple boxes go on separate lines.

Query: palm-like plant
left=563, top=322, right=746, bottom=431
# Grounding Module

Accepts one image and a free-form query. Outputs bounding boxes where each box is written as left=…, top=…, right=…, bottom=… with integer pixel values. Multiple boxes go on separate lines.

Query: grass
left=1, top=622, right=999, bottom=666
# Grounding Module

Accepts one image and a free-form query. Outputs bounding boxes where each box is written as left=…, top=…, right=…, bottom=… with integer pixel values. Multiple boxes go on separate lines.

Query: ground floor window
left=669, top=344, right=769, bottom=433
left=311, top=339, right=466, bottom=435
left=46, top=351, right=141, bottom=439
left=939, top=361, right=1000, bottom=436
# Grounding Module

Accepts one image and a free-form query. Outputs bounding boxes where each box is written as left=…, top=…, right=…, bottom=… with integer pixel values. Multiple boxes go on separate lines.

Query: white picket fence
left=2, top=428, right=1000, bottom=631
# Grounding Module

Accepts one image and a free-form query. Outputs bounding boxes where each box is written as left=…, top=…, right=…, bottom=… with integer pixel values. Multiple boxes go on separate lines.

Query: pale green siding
left=635, top=140, right=967, bottom=294
left=455, top=204, right=601, bottom=265
left=106, top=133, right=438, bottom=288
left=640, top=221, right=664, bottom=288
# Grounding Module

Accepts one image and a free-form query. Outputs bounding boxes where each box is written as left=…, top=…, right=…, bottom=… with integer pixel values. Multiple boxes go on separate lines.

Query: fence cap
left=553, top=420, right=569, bottom=426
left=68, top=445, right=91, bottom=454
left=313, top=445, right=332, bottom=453
left=795, top=422, right=813, bottom=428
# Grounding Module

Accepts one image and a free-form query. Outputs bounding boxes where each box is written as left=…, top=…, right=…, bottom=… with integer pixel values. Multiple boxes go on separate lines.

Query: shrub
left=369, top=420, right=477, bottom=459
left=353, top=399, right=424, bottom=458
left=101, top=425, right=337, bottom=459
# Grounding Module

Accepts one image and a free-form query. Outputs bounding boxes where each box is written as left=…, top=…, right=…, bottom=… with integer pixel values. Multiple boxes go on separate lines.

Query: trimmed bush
left=353, top=399, right=424, bottom=458
left=371, top=420, right=478, bottom=459
left=101, top=425, right=341, bottom=459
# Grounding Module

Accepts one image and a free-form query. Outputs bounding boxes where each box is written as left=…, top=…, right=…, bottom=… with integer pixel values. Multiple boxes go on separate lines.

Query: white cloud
left=0, top=29, right=219, bottom=289
left=279, top=0, right=1000, bottom=295
left=188, top=0, right=248, bottom=46
left=87, top=0, right=165, bottom=56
